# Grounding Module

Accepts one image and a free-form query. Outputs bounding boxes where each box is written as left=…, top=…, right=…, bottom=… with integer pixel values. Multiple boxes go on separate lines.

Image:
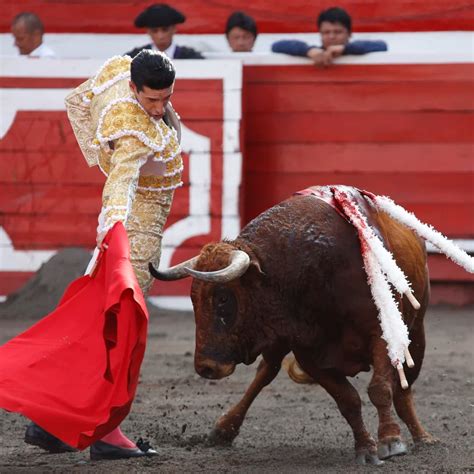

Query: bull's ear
left=240, top=257, right=264, bottom=282
left=250, top=258, right=264, bottom=275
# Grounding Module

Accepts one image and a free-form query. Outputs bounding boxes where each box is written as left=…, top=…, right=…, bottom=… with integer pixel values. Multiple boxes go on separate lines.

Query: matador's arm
left=64, top=79, right=102, bottom=167
left=97, top=136, right=152, bottom=243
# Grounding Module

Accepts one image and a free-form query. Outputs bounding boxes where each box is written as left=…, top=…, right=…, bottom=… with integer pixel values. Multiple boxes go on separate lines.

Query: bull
left=150, top=186, right=438, bottom=465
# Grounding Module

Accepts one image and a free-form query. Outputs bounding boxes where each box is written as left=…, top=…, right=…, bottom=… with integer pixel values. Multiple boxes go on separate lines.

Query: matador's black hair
left=130, top=50, right=176, bottom=91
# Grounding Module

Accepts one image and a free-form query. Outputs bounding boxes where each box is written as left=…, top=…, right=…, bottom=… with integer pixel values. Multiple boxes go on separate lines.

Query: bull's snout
left=195, top=356, right=236, bottom=380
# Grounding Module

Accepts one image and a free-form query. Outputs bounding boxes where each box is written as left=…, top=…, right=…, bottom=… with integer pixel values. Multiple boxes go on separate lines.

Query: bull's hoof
left=414, top=434, right=439, bottom=446
left=378, top=439, right=407, bottom=460
left=207, top=427, right=237, bottom=447
left=356, top=449, right=384, bottom=466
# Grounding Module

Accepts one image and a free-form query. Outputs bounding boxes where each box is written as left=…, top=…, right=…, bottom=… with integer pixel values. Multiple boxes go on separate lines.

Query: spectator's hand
left=326, top=44, right=345, bottom=58
left=307, top=47, right=333, bottom=68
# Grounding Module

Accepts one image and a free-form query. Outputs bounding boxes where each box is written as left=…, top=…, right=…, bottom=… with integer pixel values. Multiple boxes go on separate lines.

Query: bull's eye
left=218, top=295, right=228, bottom=305
left=212, top=286, right=237, bottom=330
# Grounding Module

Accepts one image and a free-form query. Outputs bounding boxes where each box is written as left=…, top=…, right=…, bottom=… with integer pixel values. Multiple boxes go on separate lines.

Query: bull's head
left=150, top=242, right=263, bottom=379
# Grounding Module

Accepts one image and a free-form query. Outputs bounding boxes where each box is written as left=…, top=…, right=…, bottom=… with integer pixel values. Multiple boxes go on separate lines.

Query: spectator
left=225, top=11, right=258, bottom=52
left=11, top=12, right=56, bottom=58
left=126, top=3, right=203, bottom=59
left=272, top=7, right=387, bottom=67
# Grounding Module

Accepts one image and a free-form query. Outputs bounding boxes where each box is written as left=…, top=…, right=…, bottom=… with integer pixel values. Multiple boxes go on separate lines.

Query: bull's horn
left=184, top=250, right=250, bottom=283
left=149, top=256, right=200, bottom=281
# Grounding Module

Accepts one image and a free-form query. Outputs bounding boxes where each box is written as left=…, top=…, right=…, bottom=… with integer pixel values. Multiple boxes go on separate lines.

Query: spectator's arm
left=343, top=40, right=388, bottom=55
left=272, top=40, right=316, bottom=57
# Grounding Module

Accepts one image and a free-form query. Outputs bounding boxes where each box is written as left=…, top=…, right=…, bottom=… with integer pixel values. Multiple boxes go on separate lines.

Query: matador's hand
left=96, top=231, right=107, bottom=249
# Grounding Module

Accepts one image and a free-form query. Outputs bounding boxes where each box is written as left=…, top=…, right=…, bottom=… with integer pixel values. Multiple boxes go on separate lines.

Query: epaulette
left=95, top=98, right=178, bottom=158
left=83, top=56, right=132, bottom=103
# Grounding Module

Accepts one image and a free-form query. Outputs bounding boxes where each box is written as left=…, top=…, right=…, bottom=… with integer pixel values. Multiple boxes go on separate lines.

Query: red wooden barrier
left=1, top=58, right=473, bottom=305
left=0, top=59, right=243, bottom=304
left=242, top=63, right=474, bottom=287
left=243, top=64, right=474, bottom=223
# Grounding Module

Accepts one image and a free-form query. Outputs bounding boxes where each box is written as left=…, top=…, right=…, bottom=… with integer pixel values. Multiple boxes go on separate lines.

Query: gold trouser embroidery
left=126, top=189, right=173, bottom=295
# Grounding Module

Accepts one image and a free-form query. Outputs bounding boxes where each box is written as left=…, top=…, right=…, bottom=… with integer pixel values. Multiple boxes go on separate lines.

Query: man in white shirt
left=11, top=12, right=56, bottom=58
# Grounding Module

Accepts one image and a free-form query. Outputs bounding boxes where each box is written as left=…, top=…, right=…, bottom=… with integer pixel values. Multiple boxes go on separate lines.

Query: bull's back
left=240, top=193, right=428, bottom=331
left=240, top=195, right=375, bottom=320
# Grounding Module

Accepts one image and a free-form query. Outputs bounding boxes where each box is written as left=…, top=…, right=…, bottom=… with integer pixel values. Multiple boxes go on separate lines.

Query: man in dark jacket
left=225, top=11, right=258, bottom=52
left=272, top=7, right=387, bottom=67
left=126, top=3, right=203, bottom=59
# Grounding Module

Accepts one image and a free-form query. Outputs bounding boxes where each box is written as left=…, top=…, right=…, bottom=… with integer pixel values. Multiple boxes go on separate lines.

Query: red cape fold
left=0, top=223, right=148, bottom=450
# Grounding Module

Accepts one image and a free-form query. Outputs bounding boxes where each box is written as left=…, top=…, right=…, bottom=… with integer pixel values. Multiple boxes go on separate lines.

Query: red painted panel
left=245, top=64, right=474, bottom=84
left=0, top=213, right=227, bottom=250
left=0, top=184, right=101, bottom=214
left=2, top=1, right=473, bottom=33
left=428, top=255, right=474, bottom=282
left=150, top=278, right=192, bottom=297
left=0, top=77, right=222, bottom=92
left=245, top=172, right=473, bottom=203
left=430, top=283, right=474, bottom=305
left=0, top=152, right=102, bottom=184
left=0, top=114, right=222, bottom=152
left=1, top=271, right=195, bottom=300
left=0, top=273, right=35, bottom=296
left=0, top=77, right=225, bottom=290
left=0, top=112, right=77, bottom=152
left=246, top=144, right=474, bottom=173
left=0, top=213, right=98, bottom=249
left=2, top=253, right=471, bottom=301
left=246, top=111, right=474, bottom=144
left=2, top=61, right=473, bottom=299
left=0, top=78, right=85, bottom=88
left=247, top=81, right=474, bottom=113
left=243, top=174, right=474, bottom=235
left=406, top=204, right=474, bottom=237
left=242, top=62, right=474, bottom=266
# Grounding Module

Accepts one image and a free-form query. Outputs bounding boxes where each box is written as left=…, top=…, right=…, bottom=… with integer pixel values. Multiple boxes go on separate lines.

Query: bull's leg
left=368, top=337, right=407, bottom=460
left=295, top=356, right=381, bottom=466
left=391, top=318, right=438, bottom=446
left=208, top=348, right=287, bottom=446
left=393, top=385, right=438, bottom=445
left=392, top=309, right=438, bottom=446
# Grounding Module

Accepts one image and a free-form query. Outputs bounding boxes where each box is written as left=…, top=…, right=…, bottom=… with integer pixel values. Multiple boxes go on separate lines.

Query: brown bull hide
left=180, top=191, right=436, bottom=464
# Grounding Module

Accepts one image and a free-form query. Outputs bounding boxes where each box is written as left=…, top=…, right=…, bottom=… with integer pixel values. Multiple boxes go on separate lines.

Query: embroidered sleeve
left=65, top=78, right=99, bottom=167
left=99, top=136, right=151, bottom=234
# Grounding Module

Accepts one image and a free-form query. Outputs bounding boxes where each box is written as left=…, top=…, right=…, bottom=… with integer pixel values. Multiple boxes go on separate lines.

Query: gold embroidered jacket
left=65, top=55, right=183, bottom=235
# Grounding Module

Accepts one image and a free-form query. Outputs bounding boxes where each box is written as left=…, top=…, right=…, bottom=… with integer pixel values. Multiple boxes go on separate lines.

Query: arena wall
left=1, top=5, right=473, bottom=307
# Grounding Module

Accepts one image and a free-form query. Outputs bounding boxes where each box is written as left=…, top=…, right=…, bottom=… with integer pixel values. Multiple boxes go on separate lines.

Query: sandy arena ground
left=0, top=303, right=472, bottom=473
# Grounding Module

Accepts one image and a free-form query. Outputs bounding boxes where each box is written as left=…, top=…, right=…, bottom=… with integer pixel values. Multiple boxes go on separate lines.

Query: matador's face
left=130, top=81, right=174, bottom=121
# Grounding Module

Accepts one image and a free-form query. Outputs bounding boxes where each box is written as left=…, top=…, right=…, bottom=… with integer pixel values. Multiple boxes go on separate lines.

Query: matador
left=24, top=50, right=183, bottom=459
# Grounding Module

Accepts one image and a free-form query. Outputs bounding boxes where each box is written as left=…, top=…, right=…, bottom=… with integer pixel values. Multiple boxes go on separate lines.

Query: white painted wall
left=1, top=31, right=473, bottom=60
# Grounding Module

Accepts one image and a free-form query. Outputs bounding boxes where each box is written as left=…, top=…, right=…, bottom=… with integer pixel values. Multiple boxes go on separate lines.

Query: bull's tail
left=282, top=355, right=317, bottom=384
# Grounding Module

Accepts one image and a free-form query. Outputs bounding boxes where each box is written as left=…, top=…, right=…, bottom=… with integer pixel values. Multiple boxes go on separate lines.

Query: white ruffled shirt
left=152, top=42, right=176, bottom=59
left=29, top=43, right=56, bottom=58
